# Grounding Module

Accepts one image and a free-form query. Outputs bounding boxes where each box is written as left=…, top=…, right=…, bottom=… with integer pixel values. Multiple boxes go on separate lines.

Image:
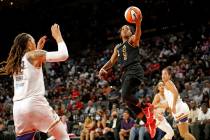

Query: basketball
left=124, top=6, right=142, bottom=23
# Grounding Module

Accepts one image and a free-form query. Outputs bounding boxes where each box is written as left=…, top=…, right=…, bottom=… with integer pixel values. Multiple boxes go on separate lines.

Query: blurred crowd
left=0, top=23, right=210, bottom=140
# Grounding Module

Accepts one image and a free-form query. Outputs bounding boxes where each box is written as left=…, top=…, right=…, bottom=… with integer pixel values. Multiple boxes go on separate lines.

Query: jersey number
left=122, top=45, right=127, bottom=60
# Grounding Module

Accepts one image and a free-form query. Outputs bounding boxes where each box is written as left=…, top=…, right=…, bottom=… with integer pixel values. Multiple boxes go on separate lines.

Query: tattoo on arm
left=27, top=50, right=46, bottom=64
left=32, top=51, right=46, bottom=58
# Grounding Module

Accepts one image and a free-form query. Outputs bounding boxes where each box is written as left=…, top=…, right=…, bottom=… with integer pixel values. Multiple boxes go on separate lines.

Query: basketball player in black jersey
left=99, top=16, right=156, bottom=138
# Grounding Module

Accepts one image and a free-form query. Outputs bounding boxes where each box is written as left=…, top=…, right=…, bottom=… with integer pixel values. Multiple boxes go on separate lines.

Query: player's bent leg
left=16, top=132, right=35, bottom=140
left=121, top=77, right=142, bottom=117
left=177, top=121, right=195, bottom=140
left=48, top=121, right=69, bottom=140
left=158, top=119, right=174, bottom=140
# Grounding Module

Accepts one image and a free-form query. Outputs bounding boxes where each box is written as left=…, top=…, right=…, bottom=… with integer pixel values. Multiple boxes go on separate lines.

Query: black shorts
left=121, top=63, right=144, bottom=83
left=121, top=75, right=141, bottom=97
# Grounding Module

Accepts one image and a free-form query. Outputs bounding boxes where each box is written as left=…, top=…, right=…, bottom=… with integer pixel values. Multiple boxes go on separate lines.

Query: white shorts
left=173, top=101, right=190, bottom=121
left=13, top=96, right=60, bottom=136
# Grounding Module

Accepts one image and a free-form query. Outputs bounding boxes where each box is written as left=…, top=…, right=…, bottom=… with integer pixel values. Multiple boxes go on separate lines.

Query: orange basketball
left=124, top=6, right=142, bottom=23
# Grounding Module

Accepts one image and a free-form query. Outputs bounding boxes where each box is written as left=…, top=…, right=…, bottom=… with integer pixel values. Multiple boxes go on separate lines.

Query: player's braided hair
left=0, top=33, right=31, bottom=75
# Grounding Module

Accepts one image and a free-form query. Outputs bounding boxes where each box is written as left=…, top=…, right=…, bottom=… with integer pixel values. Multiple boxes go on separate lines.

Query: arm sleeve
left=46, top=41, right=69, bottom=62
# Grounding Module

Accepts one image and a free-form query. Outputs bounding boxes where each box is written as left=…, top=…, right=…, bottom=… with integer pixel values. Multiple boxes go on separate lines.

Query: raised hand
left=37, top=36, right=47, bottom=50
left=51, top=23, right=63, bottom=43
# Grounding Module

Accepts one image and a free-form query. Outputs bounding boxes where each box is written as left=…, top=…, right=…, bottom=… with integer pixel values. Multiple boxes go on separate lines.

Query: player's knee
left=164, top=132, right=174, bottom=139
left=165, top=131, right=174, bottom=139
left=169, top=129, right=174, bottom=137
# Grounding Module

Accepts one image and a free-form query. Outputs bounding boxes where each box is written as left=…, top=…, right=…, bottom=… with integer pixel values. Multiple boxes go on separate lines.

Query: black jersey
left=117, top=41, right=141, bottom=69
left=117, top=41, right=144, bottom=85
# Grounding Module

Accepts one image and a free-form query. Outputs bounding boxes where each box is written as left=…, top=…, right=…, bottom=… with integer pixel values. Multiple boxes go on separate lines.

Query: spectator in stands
left=129, top=118, right=151, bottom=140
left=201, top=92, right=210, bottom=107
left=181, top=82, right=198, bottom=100
left=103, top=110, right=121, bottom=140
left=197, top=103, right=210, bottom=140
left=193, top=90, right=203, bottom=106
left=111, top=103, right=120, bottom=113
left=71, top=87, right=80, bottom=99
left=90, top=109, right=106, bottom=140
left=0, top=118, right=5, bottom=134
left=119, top=110, right=135, bottom=140
left=203, top=80, right=210, bottom=96
left=188, top=100, right=200, bottom=140
left=57, top=103, right=67, bottom=116
left=69, top=96, right=84, bottom=111
left=84, top=100, right=96, bottom=115
left=107, top=87, right=121, bottom=110
left=80, top=115, right=95, bottom=140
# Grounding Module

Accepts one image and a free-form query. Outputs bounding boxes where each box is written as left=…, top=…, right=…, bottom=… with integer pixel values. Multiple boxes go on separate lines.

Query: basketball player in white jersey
left=162, top=67, right=195, bottom=140
left=3, top=24, right=70, bottom=140
left=152, top=81, right=174, bottom=140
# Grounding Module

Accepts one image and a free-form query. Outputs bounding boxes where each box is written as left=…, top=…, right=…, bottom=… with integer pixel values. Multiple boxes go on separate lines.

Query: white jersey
left=155, top=94, right=167, bottom=124
left=13, top=54, right=45, bottom=101
left=156, top=94, right=167, bottom=113
left=163, top=87, right=182, bottom=109
left=164, top=85, right=189, bottom=120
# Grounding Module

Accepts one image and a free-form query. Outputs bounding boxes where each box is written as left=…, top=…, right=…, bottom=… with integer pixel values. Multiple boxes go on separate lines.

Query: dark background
left=0, top=0, right=210, bottom=61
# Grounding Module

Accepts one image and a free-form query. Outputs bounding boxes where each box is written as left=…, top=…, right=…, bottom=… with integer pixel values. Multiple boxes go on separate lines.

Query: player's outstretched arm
left=27, top=24, right=69, bottom=66
left=46, top=23, right=69, bottom=62
left=99, top=46, right=118, bottom=79
left=37, top=36, right=47, bottom=50
left=130, top=12, right=142, bottom=47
